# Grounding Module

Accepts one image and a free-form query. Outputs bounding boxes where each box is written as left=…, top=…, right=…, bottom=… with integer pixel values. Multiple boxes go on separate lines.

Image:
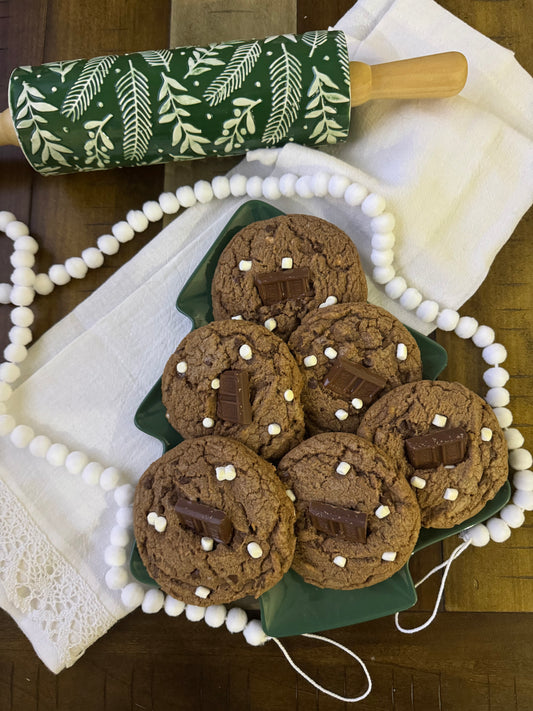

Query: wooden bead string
left=0, top=172, right=531, bottom=678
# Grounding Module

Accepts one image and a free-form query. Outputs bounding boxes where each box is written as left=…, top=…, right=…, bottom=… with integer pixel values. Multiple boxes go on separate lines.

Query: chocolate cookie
left=133, top=436, right=296, bottom=606
left=276, top=432, right=421, bottom=589
left=357, top=380, right=509, bottom=528
left=287, top=302, right=423, bottom=434
left=162, top=319, right=305, bottom=460
left=211, top=214, right=368, bottom=341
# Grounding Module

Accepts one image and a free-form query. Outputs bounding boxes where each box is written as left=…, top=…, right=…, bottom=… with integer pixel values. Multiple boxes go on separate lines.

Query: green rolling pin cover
left=8, top=31, right=351, bottom=175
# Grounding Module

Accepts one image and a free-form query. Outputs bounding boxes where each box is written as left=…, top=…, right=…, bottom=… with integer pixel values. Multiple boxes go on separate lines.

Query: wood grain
left=0, top=0, right=531, bottom=709
left=435, top=0, right=533, bottom=613
left=162, top=0, right=297, bottom=218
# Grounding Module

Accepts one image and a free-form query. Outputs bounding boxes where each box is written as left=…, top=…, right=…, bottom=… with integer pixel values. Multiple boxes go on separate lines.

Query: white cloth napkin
left=1, top=0, right=531, bottom=674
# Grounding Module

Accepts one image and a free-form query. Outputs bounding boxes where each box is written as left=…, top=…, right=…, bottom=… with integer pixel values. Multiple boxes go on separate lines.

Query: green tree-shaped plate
left=133, top=200, right=510, bottom=637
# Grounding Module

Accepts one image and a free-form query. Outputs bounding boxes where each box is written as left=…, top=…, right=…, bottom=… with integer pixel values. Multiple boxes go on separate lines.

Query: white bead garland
left=29, top=435, right=52, bottom=458
left=328, top=174, right=351, bottom=198
left=164, top=596, right=185, bottom=617
left=194, top=179, right=215, bottom=203
left=112, top=220, right=135, bottom=243
left=11, top=424, right=34, bottom=448
left=310, top=172, right=331, bottom=197
left=472, top=325, right=495, bottom=348
left=295, top=175, right=314, bottom=199
left=211, top=176, right=231, bottom=200
left=483, top=366, right=510, bottom=388
left=482, top=343, right=507, bottom=365
left=82, top=247, right=105, bottom=269
left=416, top=300, right=439, bottom=323
left=142, top=200, right=164, bottom=222
left=261, top=176, right=281, bottom=200
left=49, top=264, right=71, bottom=286
left=158, top=192, right=180, bottom=214
left=399, top=287, right=422, bottom=311
left=0, top=175, right=530, bottom=646
left=385, top=276, right=407, bottom=300
left=485, top=387, right=510, bottom=408
left=97, top=235, right=120, bottom=255
left=126, top=209, right=149, bottom=233
left=361, top=193, right=386, bottom=217
left=176, top=185, right=197, bottom=207
left=513, top=470, right=533, bottom=491
left=455, top=316, right=478, bottom=339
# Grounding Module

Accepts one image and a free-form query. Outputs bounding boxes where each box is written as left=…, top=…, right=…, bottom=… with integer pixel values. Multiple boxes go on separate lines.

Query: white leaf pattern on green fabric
left=83, top=114, right=114, bottom=167
left=184, top=43, right=232, bottom=78
left=203, top=41, right=261, bottom=107
left=214, top=97, right=262, bottom=153
left=140, top=50, right=173, bottom=73
left=116, top=60, right=153, bottom=162
left=61, top=55, right=118, bottom=121
left=335, top=32, right=351, bottom=86
left=46, top=60, right=80, bottom=84
left=158, top=73, right=209, bottom=155
left=264, top=34, right=297, bottom=43
left=301, top=30, right=329, bottom=57
left=15, top=81, right=73, bottom=167
left=304, top=66, right=350, bottom=144
left=262, top=44, right=302, bottom=145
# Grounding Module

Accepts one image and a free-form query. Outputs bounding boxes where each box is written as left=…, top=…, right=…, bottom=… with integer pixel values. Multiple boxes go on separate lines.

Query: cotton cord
left=270, top=632, right=372, bottom=703
left=394, top=539, right=472, bottom=634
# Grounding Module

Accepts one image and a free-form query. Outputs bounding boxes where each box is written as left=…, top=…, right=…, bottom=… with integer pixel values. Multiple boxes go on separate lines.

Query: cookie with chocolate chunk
left=162, top=319, right=305, bottom=460
left=287, top=302, right=423, bottom=434
left=357, top=380, right=509, bottom=528
left=211, top=214, right=368, bottom=341
left=133, top=436, right=296, bottom=605
left=277, top=432, right=421, bottom=589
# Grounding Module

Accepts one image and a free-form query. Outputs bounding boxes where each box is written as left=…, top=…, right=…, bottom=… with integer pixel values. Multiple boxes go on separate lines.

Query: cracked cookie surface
left=162, top=319, right=305, bottom=460
left=211, top=214, right=368, bottom=341
left=358, top=380, right=509, bottom=528
left=134, top=436, right=296, bottom=605
left=288, top=302, right=423, bottom=434
left=277, top=432, right=420, bottom=589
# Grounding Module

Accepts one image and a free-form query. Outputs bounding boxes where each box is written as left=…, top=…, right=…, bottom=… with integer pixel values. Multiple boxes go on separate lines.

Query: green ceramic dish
left=133, top=199, right=510, bottom=637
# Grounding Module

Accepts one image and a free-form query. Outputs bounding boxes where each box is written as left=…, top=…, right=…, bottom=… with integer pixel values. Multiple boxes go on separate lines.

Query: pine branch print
left=203, top=41, right=261, bottom=107
left=304, top=66, right=350, bottom=144
left=261, top=44, right=302, bottom=145
left=335, top=32, right=351, bottom=87
left=302, top=30, right=329, bottom=57
left=46, top=60, right=80, bottom=84
left=15, top=81, right=73, bottom=168
left=158, top=73, right=209, bottom=156
left=140, top=50, right=173, bottom=73
left=116, top=60, right=153, bottom=162
left=61, top=55, right=117, bottom=121
left=184, top=43, right=231, bottom=78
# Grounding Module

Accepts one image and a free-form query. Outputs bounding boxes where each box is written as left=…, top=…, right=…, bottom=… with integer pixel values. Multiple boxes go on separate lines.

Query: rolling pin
left=0, top=31, right=467, bottom=175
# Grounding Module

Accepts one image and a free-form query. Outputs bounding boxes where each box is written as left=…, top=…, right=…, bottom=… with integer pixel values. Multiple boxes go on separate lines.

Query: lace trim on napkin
left=0, top=479, right=115, bottom=670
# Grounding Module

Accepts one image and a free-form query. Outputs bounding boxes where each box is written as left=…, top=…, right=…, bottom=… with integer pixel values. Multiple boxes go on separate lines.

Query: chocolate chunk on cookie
left=162, top=319, right=305, bottom=460
left=357, top=380, right=509, bottom=528
left=211, top=214, right=368, bottom=341
left=277, top=432, right=421, bottom=589
left=134, top=436, right=296, bottom=605
left=287, top=302, right=423, bottom=434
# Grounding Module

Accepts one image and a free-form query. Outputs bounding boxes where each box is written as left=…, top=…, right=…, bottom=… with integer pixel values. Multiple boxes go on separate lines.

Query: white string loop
left=270, top=632, right=372, bottom=703
left=394, top=539, right=472, bottom=634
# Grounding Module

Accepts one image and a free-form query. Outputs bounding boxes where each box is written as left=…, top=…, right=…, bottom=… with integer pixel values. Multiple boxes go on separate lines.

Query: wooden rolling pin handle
left=0, top=108, right=18, bottom=147
left=349, top=51, right=468, bottom=107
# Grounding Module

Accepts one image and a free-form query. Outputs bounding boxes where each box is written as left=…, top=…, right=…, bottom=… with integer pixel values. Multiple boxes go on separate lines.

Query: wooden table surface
left=0, top=1, right=531, bottom=709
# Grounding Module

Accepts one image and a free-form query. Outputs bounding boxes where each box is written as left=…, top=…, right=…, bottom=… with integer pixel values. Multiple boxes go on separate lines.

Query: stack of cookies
left=134, top=214, right=508, bottom=606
